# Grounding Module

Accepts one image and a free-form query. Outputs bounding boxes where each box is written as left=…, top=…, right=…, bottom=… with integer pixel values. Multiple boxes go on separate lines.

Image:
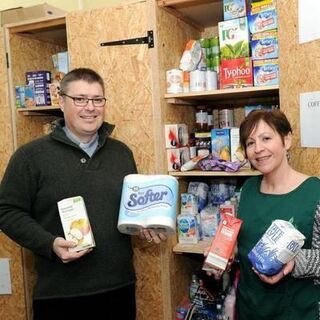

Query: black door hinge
left=6, top=52, right=9, bottom=68
left=100, top=30, right=154, bottom=49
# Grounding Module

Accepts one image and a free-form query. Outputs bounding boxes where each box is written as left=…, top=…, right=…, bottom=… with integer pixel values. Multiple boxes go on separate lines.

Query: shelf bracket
left=100, top=30, right=154, bottom=49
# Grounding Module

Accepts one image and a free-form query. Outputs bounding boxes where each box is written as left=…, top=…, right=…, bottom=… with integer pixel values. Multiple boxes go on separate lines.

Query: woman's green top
left=237, top=176, right=320, bottom=320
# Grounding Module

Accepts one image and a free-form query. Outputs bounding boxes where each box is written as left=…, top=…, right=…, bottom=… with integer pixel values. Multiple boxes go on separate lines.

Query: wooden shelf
left=173, top=240, right=211, bottom=254
left=169, top=168, right=261, bottom=177
left=157, top=0, right=222, bottom=29
left=17, top=106, right=62, bottom=116
left=164, top=85, right=279, bottom=106
left=8, top=16, right=67, bottom=46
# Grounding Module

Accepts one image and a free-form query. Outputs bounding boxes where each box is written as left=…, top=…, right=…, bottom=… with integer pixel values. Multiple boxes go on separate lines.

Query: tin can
left=206, top=70, right=217, bottom=90
left=183, top=71, right=190, bottom=93
left=190, top=70, right=206, bottom=92
left=166, top=69, right=183, bottom=93
left=218, top=109, right=234, bottom=128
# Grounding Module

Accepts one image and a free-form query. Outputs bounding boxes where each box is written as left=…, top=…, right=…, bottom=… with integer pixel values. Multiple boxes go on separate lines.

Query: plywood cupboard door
left=67, top=1, right=157, bottom=174
left=0, top=28, right=27, bottom=320
left=66, top=2, right=169, bottom=319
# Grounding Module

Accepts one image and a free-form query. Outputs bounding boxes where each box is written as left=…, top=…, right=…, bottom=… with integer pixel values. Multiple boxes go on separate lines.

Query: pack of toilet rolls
left=118, top=174, right=179, bottom=235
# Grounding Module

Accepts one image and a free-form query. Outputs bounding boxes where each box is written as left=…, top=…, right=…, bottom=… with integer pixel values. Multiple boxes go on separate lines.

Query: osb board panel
left=9, top=33, right=66, bottom=147
left=201, top=25, right=219, bottom=38
left=0, top=233, right=26, bottom=320
left=15, top=114, right=58, bottom=148
left=278, top=0, right=320, bottom=175
left=66, top=2, right=155, bottom=175
left=155, top=6, right=201, bottom=318
left=67, top=2, right=163, bottom=320
left=0, top=29, right=26, bottom=320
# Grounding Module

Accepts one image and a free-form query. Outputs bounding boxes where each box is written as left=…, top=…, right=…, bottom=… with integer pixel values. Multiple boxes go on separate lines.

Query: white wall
left=0, top=0, right=122, bottom=12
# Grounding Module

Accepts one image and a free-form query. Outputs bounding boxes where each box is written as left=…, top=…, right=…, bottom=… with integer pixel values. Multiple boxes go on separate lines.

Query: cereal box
left=211, top=128, right=231, bottom=161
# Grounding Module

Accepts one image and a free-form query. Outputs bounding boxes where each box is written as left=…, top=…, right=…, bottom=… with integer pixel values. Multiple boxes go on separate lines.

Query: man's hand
left=53, top=237, right=92, bottom=263
left=139, top=228, right=167, bottom=244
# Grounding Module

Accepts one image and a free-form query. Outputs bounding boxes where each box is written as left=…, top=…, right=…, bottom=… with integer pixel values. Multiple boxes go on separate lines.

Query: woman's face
left=245, top=120, right=291, bottom=174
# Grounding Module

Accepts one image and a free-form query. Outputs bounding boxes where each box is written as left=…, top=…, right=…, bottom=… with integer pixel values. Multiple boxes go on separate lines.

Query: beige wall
left=0, top=0, right=122, bottom=11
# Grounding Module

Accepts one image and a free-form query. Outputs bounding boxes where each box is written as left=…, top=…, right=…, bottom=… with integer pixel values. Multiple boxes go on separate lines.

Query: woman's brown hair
left=239, top=109, right=292, bottom=151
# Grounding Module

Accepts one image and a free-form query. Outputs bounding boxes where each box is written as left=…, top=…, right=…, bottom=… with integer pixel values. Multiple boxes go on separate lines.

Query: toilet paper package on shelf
left=118, top=174, right=179, bottom=235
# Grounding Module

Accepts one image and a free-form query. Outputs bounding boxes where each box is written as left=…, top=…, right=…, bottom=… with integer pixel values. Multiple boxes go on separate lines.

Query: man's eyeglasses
left=61, top=93, right=106, bottom=108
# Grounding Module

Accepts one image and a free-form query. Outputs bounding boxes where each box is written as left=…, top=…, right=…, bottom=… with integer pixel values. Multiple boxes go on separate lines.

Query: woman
left=236, top=109, right=320, bottom=319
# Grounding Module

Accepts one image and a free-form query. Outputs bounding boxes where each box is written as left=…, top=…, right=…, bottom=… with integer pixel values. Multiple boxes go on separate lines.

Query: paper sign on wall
left=300, top=91, right=320, bottom=147
left=299, top=0, right=320, bottom=44
left=0, top=258, right=12, bottom=295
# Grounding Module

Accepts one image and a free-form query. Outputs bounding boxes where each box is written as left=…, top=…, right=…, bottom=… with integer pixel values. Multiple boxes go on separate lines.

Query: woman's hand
left=139, top=228, right=167, bottom=244
left=203, top=247, right=233, bottom=280
left=253, top=259, right=295, bottom=284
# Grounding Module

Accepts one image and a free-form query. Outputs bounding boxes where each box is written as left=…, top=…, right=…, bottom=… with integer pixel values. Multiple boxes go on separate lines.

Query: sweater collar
left=51, top=118, right=115, bottom=147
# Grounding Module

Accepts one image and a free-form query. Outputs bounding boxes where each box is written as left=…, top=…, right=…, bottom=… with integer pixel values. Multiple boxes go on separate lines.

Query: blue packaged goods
left=248, top=219, right=305, bottom=275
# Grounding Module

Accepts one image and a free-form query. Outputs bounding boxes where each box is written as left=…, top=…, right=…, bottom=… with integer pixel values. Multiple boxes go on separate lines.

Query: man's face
left=59, top=80, right=105, bottom=142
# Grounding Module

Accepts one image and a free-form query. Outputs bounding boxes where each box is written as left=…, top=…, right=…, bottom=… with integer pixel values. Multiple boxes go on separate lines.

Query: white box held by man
left=57, top=196, right=95, bottom=252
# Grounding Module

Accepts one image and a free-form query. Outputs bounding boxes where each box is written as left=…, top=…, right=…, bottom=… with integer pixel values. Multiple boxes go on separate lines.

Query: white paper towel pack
left=118, top=174, right=179, bottom=235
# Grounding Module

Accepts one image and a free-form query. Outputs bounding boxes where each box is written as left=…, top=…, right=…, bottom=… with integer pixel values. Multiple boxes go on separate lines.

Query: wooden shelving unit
left=164, top=85, right=280, bottom=106
left=157, top=0, right=222, bottom=29
left=169, top=168, right=261, bottom=177
left=17, top=106, right=62, bottom=116
left=173, top=239, right=211, bottom=254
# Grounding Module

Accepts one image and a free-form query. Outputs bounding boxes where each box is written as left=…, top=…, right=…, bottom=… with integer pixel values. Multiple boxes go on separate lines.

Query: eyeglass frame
left=60, top=92, right=106, bottom=108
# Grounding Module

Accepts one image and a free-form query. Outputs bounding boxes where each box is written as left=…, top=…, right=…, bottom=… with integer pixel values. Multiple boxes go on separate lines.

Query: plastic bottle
left=216, top=303, right=225, bottom=320
left=207, top=107, right=214, bottom=131
left=176, top=306, right=188, bottom=319
left=195, top=105, right=208, bottom=132
left=223, top=287, right=236, bottom=320
left=189, top=274, right=200, bottom=303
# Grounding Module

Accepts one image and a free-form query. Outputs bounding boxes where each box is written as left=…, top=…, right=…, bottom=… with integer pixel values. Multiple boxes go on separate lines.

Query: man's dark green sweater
left=0, top=120, right=137, bottom=299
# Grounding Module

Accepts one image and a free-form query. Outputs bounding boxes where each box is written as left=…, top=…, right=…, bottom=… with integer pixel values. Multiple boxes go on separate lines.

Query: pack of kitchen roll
left=118, top=174, right=178, bottom=235
left=248, top=219, right=305, bottom=275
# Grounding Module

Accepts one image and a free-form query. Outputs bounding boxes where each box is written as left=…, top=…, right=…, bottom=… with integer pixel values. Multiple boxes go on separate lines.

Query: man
left=0, top=68, right=165, bottom=319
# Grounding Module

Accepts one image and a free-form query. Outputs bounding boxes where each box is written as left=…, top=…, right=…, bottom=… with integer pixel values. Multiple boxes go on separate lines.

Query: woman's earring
left=286, top=150, right=290, bottom=161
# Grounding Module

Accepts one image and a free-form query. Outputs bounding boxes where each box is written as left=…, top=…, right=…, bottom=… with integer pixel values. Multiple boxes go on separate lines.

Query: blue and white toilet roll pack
left=118, top=174, right=179, bottom=235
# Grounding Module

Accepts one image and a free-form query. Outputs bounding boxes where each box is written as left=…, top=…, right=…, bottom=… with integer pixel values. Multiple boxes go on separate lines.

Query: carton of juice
left=203, top=213, right=242, bottom=270
left=57, top=196, right=95, bottom=252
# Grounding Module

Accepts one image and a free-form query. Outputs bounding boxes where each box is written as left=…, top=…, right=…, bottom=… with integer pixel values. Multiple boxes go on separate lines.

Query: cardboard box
left=211, top=128, right=231, bottom=161
left=1, top=3, right=66, bottom=26
left=223, top=0, right=247, bottom=21
left=166, top=147, right=190, bottom=171
left=220, top=57, right=253, bottom=89
left=218, top=17, right=250, bottom=60
left=253, top=58, right=279, bottom=86
left=26, top=70, right=51, bottom=106
left=164, top=124, right=189, bottom=148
